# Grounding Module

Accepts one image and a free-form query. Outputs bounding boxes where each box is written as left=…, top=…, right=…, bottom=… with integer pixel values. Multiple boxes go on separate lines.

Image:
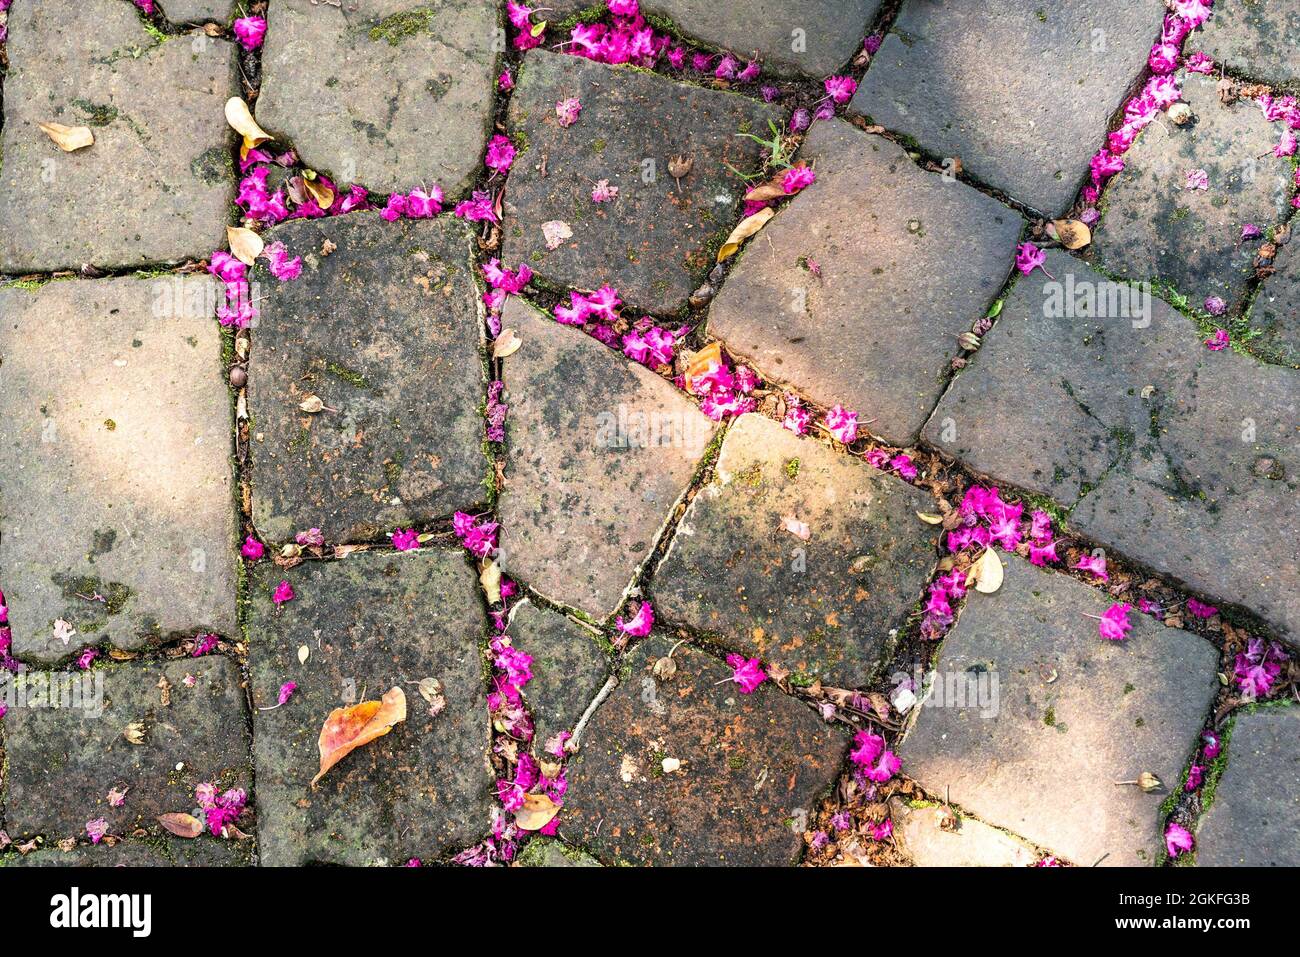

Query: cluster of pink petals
left=1233, top=638, right=1286, bottom=700
left=76, top=647, right=98, bottom=670
left=482, top=259, right=532, bottom=294
left=1164, top=820, right=1194, bottom=858
left=272, top=580, right=295, bottom=606
left=622, top=319, right=685, bottom=369
left=277, top=681, right=297, bottom=706
left=555, top=97, right=582, bottom=127
left=824, top=76, right=857, bottom=104
left=781, top=166, right=817, bottom=194
left=920, top=567, right=967, bottom=641
left=381, top=185, right=444, bottom=222
left=823, top=404, right=858, bottom=443
left=241, top=535, right=264, bottom=560
left=0, top=0, right=11, bottom=43
left=454, top=808, right=523, bottom=866
left=192, top=632, right=220, bottom=657
left=263, top=241, right=302, bottom=281
left=1097, top=602, right=1133, bottom=641
left=615, top=600, right=654, bottom=639
left=680, top=350, right=759, bottom=421
left=390, top=528, right=420, bottom=551
left=1204, top=328, right=1230, bottom=351
left=0, top=590, right=18, bottom=674
left=196, top=783, right=247, bottom=836
left=1185, top=597, right=1218, bottom=618
left=866, top=448, right=918, bottom=482
left=237, top=156, right=371, bottom=229
left=725, top=654, right=767, bottom=694
left=86, top=818, right=110, bottom=845
left=1075, top=552, right=1108, bottom=581
left=1015, top=241, right=1048, bottom=276
left=486, top=380, right=508, bottom=443
left=453, top=190, right=499, bottom=223
left=132, top=0, right=153, bottom=13
left=485, top=135, right=516, bottom=175
left=849, top=729, right=900, bottom=785
left=233, top=15, right=267, bottom=51
left=453, top=511, right=498, bottom=559
left=782, top=395, right=811, bottom=435
left=208, top=251, right=257, bottom=329
left=946, top=486, right=1036, bottom=556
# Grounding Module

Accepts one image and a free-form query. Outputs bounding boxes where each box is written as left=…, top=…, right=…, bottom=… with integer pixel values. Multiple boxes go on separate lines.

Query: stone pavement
left=0, top=1, right=1295, bottom=868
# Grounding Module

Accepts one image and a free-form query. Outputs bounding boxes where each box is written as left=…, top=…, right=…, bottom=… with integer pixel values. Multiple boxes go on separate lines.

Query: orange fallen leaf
left=514, top=791, right=560, bottom=831
left=716, top=207, right=774, bottom=263
left=311, top=686, right=407, bottom=787
left=38, top=121, right=94, bottom=152
left=157, top=812, right=204, bottom=839
left=684, top=342, right=722, bottom=394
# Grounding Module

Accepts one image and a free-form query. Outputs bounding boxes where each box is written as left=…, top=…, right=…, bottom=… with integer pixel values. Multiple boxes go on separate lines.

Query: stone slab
left=1194, top=0, right=1300, bottom=88
left=850, top=0, right=1165, bottom=215
left=248, top=549, right=494, bottom=866
left=708, top=119, right=1023, bottom=445
left=1250, top=237, right=1300, bottom=365
left=158, top=0, right=235, bottom=22
left=503, top=49, right=780, bottom=315
left=3, top=657, right=252, bottom=841
left=508, top=599, right=609, bottom=749
left=1091, top=73, right=1295, bottom=314
left=924, top=249, right=1300, bottom=643
left=562, top=636, right=846, bottom=865
left=901, top=554, right=1221, bottom=866
left=0, top=0, right=236, bottom=272
left=0, top=278, right=237, bottom=665
left=1, top=837, right=252, bottom=867
left=256, top=0, right=498, bottom=197
left=653, top=414, right=937, bottom=686
left=889, top=798, right=1038, bottom=867
left=497, top=297, right=718, bottom=619
left=249, top=212, right=487, bottom=544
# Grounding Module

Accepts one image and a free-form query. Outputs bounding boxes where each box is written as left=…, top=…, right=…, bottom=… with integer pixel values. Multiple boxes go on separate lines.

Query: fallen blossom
left=453, top=190, right=498, bottom=223
left=1075, top=553, right=1108, bottom=581
left=1015, top=242, right=1049, bottom=277
left=1234, top=638, right=1285, bottom=700
left=824, top=405, right=858, bottom=444
left=498, top=71, right=514, bottom=92
left=1185, top=168, right=1209, bottom=191
left=1186, top=598, right=1217, bottom=619
left=85, top=818, right=109, bottom=845
left=782, top=396, right=810, bottom=435
left=232, top=15, right=266, bottom=51
left=241, top=535, right=265, bottom=560
left=1097, top=602, right=1133, bottom=642
left=592, top=179, right=619, bottom=203
left=277, top=681, right=297, bottom=706
left=1164, top=821, right=1194, bottom=858
left=390, top=528, right=420, bottom=551
left=107, top=787, right=128, bottom=808
left=1204, top=328, right=1230, bottom=351
left=1185, top=763, right=1204, bottom=791
left=555, top=97, right=582, bottom=127
left=485, top=135, right=516, bottom=174
left=192, top=633, right=219, bottom=657
left=824, top=75, right=857, bottom=104
left=782, top=166, right=816, bottom=194
left=263, top=241, right=302, bottom=281
left=1203, top=296, right=1226, bottom=316
left=615, top=601, right=654, bottom=638
left=272, top=580, right=295, bottom=606
left=76, top=648, right=98, bottom=669
left=725, top=654, right=767, bottom=694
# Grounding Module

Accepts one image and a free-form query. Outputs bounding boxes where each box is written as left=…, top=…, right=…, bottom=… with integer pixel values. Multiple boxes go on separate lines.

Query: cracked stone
left=653, top=413, right=937, bottom=687
left=924, top=249, right=1300, bottom=644
left=2, top=656, right=252, bottom=841
left=248, top=549, right=494, bottom=866
left=1194, top=0, right=1300, bottom=88
left=851, top=0, right=1164, bottom=215
left=249, top=212, right=486, bottom=544
left=0, top=278, right=237, bottom=665
left=496, top=297, right=718, bottom=619
left=502, top=48, right=780, bottom=315
left=1090, top=73, right=1295, bottom=314
left=256, top=0, right=498, bottom=197
left=888, top=798, right=1038, bottom=867
left=563, top=635, right=846, bottom=865
left=1196, top=705, right=1300, bottom=867
left=900, top=554, right=1220, bottom=867
left=507, top=599, right=609, bottom=750
left=707, top=119, right=1023, bottom=445
left=0, top=0, right=237, bottom=272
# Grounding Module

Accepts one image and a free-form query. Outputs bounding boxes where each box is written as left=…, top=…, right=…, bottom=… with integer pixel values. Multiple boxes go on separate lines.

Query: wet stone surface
left=496, top=297, right=717, bottom=620
left=562, top=635, right=847, bottom=866
left=888, top=798, right=1037, bottom=867
left=508, top=599, right=609, bottom=749
left=249, top=212, right=486, bottom=544
left=925, top=249, right=1300, bottom=644
left=256, top=0, right=499, bottom=197
left=901, top=554, right=1220, bottom=867
left=3, top=657, right=252, bottom=841
left=0, top=278, right=237, bottom=665
left=1090, top=73, right=1295, bottom=314
left=1196, top=705, right=1300, bottom=867
left=158, top=0, right=235, bottom=21
left=0, top=0, right=236, bottom=272
left=1250, top=239, right=1300, bottom=366
left=248, top=550, right=494, bottom=866
left=653, top=414, right=937, bottom=687
left=1193, top=0, right=1300, bottom=88
left=851, top=0, right=1165, bottom=216
left=502, top=49, right=780, bottom=315
left=708, top=120, right=1022, bottom=446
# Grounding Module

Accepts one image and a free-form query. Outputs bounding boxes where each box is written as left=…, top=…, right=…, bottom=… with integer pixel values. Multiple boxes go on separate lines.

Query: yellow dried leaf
left=157, top=813, right=204, bottom=839
left=492, top=328, right=522, bottom=360
left=717, top=207, right=774, bottom=263
left=1050, top=219, right=1092, bottom=250
left=311, top=687, right=407, bottom=787
left=967, top=547, right=1004, bottom=594
left=480, top=560, right=502, bottom=604
left=224, top=96, right=271, bottom=149
left=302, top=174, right=334, bottom=210
left=299, top=394, right=325, bottom=413
left=38, top=122, right=94, bottom=152
left=227, top=226, right=264, bottom=266
left=514, top=792, right=560, bottom=831
left=915, top=512, right=944, bottom=525
left=297, top=644, right=310, bottom=665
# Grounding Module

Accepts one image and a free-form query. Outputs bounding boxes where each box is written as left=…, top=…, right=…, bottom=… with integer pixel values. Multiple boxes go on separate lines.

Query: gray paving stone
left=0, top=0, right=237, bottom=272
left=502, top=49, right=780, bottom=315
left=508, top=599, right=609, bottom=749
left=249, top=212, right=486, bottom=544
left=850, top=0, right=1166, bottom=215
left=708, top=119, right=1022, bottom=445
left=158, top=0, right=234, bottom=22
left=901, top=554, right=1220, bottom=867
left=497, top=297, right=718, bottom=619
left=1091, top=73, right=1295, bottom=314
left=653, top=414, right=937, bottom=687
left=563, top=635, right=846, bottom=865
left=256, top=0, right=498, bottom=197
left=888, top=798, right=1037, bottom=867
left=1194, top=0, right=1300, bottom=88
left=3, top=657, right=252, bottom=841
left=1250, top=238, right=1300, bottom=365
left=1, top=837, right=252, bottom=867
left=924, top=249, right=1300, bottom=644
left=248, top=550, right=494, bottom=866
left=1197, top=706, right=1299, bottom=867
left=0, top=278, right=237, bottom=665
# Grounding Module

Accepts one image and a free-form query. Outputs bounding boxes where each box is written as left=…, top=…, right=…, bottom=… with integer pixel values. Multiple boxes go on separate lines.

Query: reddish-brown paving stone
left=2, top=837, right=252, bottom=867
left=653, top=414, right=937, bottom=686
left=707, top=119, right=1023, bottom=446
left=508, top=598, right=610, bottom=749
left=496, top=297, right=717, bottom=619
left=924, top=249, right=1300, bottom=645
left=562, top=635, right=847, bottom=865
left=900, top=554, right=1220, bottom=866
left=502, top=49, right=780, bottom=315
left=0, top=278, right=237, bottom=665
left=0, top=0, right=236, bottom=272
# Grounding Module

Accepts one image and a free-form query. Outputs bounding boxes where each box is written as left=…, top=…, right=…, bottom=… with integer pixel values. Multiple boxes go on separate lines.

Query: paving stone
left=562, top=635, right=846, bottom=865
left=924, top=249, right=1300, bottom=644
left=707, top=120, right=1022, bottom=445
left=1197, top=705, right=1300, bottom=867
left=256, top=0, right=498, bottom=197
left=0, top=0, right=236, bottom=272
left=2, top=837, right=252, bottom=867
left=1090, top=73, right=1295, bottom=314
left=497, top=297, right=718, bottom=619
left=0, top=278, right=237, bottom=665
left=249, top=212, right=486, bottom=544
left=158, top=0, right=234, bottom=21
left=508, top=599, right=609, bottom=749
left=502, top=49, right=780, bottom=315
left=248, top=549, right=494, bottom=866
left=1193, top=0, right=1300, bottom=88
left=888, top=798, right=1037, bottom=867
left=1249, top=238, right=1300, bottom=365
left=2, top=657, right=252, bottom=841
left=514, top=837, right=601, bottom=867
left=653, top=414, right=937, bottom=686
left=901, top=554, right=1220, bottom=866
left=850, top=0, right=1165, bottom=216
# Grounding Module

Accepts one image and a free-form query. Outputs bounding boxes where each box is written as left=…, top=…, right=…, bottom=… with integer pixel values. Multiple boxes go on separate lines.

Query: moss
left=367, top=7, right=437, bottom=45
left=783, top=457, right=800, bottom=481
left=190, top=146, right=234, bottom=186
left=71, top=99, right=120, bottom=127
left=324, top=360, right=370, bottom=389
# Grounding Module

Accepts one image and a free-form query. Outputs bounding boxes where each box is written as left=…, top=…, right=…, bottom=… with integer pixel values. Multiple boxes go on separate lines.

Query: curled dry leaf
left=299, top=394, right=325, bottom=413
left=492, top=328, right=522, bottom=360
left=967, top=547, right=1004, bottom=594
left=541, top=220, right=572, bottom=250
left=514, top=791, right=560, bottom=831
left=297, top=644, right=310, bottom=665
left=717, top=207, right=774, bottom=263
left=780, top=515, right=811, bottom=540
left=683, top=341, right=722, bottom=392
left=157, top=813, right=205, bottom=839
left=224, top=96, right=272, bottom=152
left=915, top=511, right=944, bottom=525
left=1050, top=219, right=1092, bottom=250
left=38, top=121, right=95, bottom=152
left=227, top=226, right=264, bottom=266
left=311, top=686, right=407, bottom=787
left=302, top=173, right=334, bottom=210
left=480, top=560, right=502, bottom=604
